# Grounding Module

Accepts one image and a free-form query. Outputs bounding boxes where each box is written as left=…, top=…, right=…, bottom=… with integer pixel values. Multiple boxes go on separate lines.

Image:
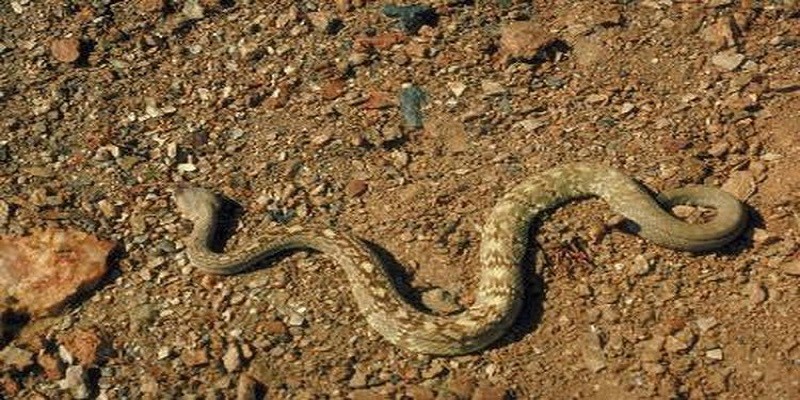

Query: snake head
left=174, top=186, right=221, bottom=222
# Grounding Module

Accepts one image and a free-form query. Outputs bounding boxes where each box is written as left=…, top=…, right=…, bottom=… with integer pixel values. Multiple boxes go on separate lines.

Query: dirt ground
left=1, top=0, right=799, bottom=398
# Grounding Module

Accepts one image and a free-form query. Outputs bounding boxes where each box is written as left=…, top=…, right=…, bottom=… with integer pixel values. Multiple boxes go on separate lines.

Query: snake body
left=175, top=163, right=747, bottom=355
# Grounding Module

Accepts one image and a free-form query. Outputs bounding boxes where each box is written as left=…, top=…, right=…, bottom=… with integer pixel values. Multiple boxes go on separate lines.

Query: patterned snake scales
left=175, top=163, right=747, bottom=355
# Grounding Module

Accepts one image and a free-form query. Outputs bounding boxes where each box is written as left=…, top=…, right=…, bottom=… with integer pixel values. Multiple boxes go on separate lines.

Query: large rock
left=0, top=229, right=113, bottom=316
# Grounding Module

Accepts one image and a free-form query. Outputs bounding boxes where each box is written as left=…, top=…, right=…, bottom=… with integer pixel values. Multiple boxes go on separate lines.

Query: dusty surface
left=1, top=0, right=799, bottom=398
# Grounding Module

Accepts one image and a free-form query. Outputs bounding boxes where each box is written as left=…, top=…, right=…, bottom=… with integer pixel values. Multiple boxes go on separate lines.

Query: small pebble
left=345, top=179, right=368, bottom=197
left=0, top=346, right=34, bottom=370
left=711, top=51, right=745, bottom=71
left=59, top=365, right=90, bottom=399
left=619, top=102, right=636, bottom=115
left=182, top=0, right=204, bottom=20
left=137, top=0, right=165, bottom=13
left=780, top=259, right=800, bottom=276
left=708, top=141, right=730, bottom=157
left=177, top=163, right=197, bottom=172
left=447, top=81, right=467, bottom=97
left=222, top=344, right=242, bottom=372
left=481, top=80, right=506, bottom=96
left=586, top=94, right=608, bottom=104
left=695, top=317, right=718, bottom=333
left=746, top=282, right=767, bottom=306
left=51, top=38, right=81, bottom=63
left=348, top=369, right=369, bottom=388
left=236, top=374, right=259, bottom=400
left=752, top=228, right=780, bottom=246
left=706, top=348, right=724, bottom=360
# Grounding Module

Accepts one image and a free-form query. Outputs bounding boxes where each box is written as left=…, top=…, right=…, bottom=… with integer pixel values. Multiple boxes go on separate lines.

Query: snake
left=174, top=163, right=747, bottom=355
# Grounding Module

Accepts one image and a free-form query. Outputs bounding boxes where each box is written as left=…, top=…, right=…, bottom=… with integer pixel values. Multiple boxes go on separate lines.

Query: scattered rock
left=664, top=335, right=691, bottom=353
left=0, top=345, right=34, bottom=370
left=137, top=0, right=164, bottom=13
left=702, top=16, right=739, bottom=50
left=516, top=118, right=548, bottom=132
left=0, top=200, right=9, bottom=227
left=399, top=85, right=427, bottom=129
left=0, top=229, right=113, bottom=316
left=447, top=376, right=477, bottom=399
left=721, top=170, right=757, bottom=200
left=631, top=254, right=652, bottom=276
left=182, top=0, right=205, bottom=20
left=50, top=38, right=81, bottom=63
left=711, top=50, right=746, bottom=71
left=780, top=259, right=800, bottom=276
left=499, top=21, right=557, bottom=63
left=745, top=282, right=767, bottom=306
left=60, top=329, right=104, bottom=367
left=263, top=320, right=289, bottom=336
left=348, top=368, right=369, bottom=388
left=637, top=335, right=665, bottom=362
left=582, top=330, right=606, bottom=373
left=619, top=102, right=636, bottom=115
left=707, top=141, right=730, bottom=157
left=236, top=374, right=260, bottom=400
left=751, top=228, right=780, bottom=246
left=695, top=317, right=719, bottom=333
left=345, top=179, right=368, bottom=197
left=140, top=374, right=159, bottom=395
left=37, top=352, right=64, bottom=380
left=473, top=385, right=509, bottom=400
left=307, top=12, right=343, bottom=35
left=706, top=348, right=724, bottom=360
left=222, top=343, right=242, bottom=372
left=363, top=91, right=395, bottom=109
left=59, top=365, right=90, bottom=399
left=447, top=81, right=467, bottom=97
left=406, top=385, right=436, bottom=399
left=382, top=4, right=437, bottom=34
left=180, top=348, right=210, bottom=367
left=0, top=374, right=21, bottom=396
left=665, top=329, right=696, bottom=353
left=585, top=93, right=608, bottom=104
left=481, top=80, right=506, bottom=96
left=320, top=79, right=346, bottom=100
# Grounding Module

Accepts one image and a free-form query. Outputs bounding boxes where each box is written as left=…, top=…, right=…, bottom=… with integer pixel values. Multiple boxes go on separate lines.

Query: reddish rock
left=37, top=353, right=64, bottom=380
left=0, top=374, right=20, bottom=397
left=0, top=229, right=113, bottom=317
left=363, top=91, right=394, bottom=109
left=60, top=329, right=104, bottom=367
left=321, top=79, right=346, bottom=100
left=355, top=32, right=405, bottom=51
left=50, top=38, right=81, bottom=63
left=345, top=180, right=368, bottom=197
left=263, top=320, right=288, bottom=336
left=499, top=21, right=557, bottom=63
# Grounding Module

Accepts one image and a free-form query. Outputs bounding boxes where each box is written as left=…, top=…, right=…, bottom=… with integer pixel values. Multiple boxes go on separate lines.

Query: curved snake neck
left=175, top=163, right=747, bottom=355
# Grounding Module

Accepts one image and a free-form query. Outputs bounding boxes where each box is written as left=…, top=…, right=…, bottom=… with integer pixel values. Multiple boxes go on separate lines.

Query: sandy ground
left=1, top=1, right=799, bottom=398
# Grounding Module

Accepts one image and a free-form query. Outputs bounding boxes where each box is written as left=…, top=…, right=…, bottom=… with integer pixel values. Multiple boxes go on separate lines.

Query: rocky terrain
left=0, top=0, right=799, bottom=398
